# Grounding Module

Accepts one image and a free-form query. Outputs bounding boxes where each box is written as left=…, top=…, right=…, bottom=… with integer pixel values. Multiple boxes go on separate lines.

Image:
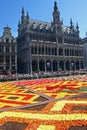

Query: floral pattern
left=0, top=78, right=87, bottom=129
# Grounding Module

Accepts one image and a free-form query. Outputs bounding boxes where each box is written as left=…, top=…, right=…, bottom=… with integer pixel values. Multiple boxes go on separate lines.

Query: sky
left=0, top=0, right=87, bottom=38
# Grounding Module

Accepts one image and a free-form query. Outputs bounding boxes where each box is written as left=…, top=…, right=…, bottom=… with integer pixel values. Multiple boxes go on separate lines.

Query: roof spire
left=21, top=6, right=25, bottom=24
left=22, top=6, right=24, bottom=15
left=70, top=18, right=73, bottom=27
left=26, top=11, right=29, bottom=19
left=26, top=11, right=30, bottom=24
left=70, top=18, right=74, bottom=30
left=54, top=1, right=58, bottom=12
left=76, top=22, right=79, bottom=33
left=53, top=1, right=60, bottom=24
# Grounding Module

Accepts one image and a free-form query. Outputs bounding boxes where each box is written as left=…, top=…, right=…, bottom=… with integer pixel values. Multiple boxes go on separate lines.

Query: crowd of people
left=0, top=69, right=87, bottom=82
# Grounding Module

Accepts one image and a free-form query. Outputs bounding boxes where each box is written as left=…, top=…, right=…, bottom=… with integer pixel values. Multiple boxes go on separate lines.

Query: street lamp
left=47, top=61, right=50, bottom=71
left=70, top=62, right=74, bottom=78
left=71, top=62, right=74, bottom=71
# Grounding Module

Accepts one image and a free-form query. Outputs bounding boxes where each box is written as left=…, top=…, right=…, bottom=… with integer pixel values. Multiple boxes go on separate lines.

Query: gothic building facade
left=0, top=26, right=17, bottom=74
left=17, top=1, right=84, bottom=74
left=81, top=37, right=87, bottom=68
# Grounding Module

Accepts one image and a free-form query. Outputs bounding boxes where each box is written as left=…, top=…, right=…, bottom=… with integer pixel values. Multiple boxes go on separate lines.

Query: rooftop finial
left=76, top=22, right=79, bottom=32
left=26, top=11, right=29, bottom=19
left=70, top=18, right=73, bottom=26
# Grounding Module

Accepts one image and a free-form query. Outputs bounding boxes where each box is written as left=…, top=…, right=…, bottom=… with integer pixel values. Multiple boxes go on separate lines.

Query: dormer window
left=11, top=39, right=13, bottom=43
left=2, top=39, right=4, bottom=42
left=6, top=38, right=9, bottom=43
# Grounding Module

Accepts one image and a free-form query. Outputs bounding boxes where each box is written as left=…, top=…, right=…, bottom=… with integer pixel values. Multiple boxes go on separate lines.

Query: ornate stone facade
left=0, top=26, right=17, bottom=74
left=81, top=38, right=87, bottom=68
left=17, top=1, right=84, bottom=74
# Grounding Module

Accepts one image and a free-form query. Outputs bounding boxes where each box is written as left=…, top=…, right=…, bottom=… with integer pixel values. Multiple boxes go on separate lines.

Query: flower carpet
left=0, top=78, right=87, bottom=129
left=0, top=82, right=51, bottom=112
left=15, top=79, right=87, bottom=99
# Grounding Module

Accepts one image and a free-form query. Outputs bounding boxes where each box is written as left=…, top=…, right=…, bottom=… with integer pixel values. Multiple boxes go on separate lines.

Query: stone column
left=37, top=44, right=39, bottom=55
left=56, top=36, right=59, bottom=57
left=64, top=60, right=66, bottom=72
left=10, top=55, right=12, bottom=70
left=41, top=45, right=42, bottom=55
left=44, top=45, right=46, bottom=55
left=69, top=48, right=70, bottom=56
left=45, top=60, right=47, bottom=72
left=15, top=54, right=17, bottom=72
left=51, top=46, right=52, bottom=55
left=57, top=60, right=59, bottom=71
left=51, top=60, right=53, bottom=72
left=30, top=59, right=32, bottom=74
left=69, top=61, right=71, bottom=70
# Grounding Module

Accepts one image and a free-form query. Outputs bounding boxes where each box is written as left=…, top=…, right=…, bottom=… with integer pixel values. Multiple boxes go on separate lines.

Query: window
left=58, top=37, right=62, bottom=43
left=6, top=39, right=9, bottom=43
left=55, top=48, right=57, bottom=55
left=2, top=39, right=4, bottom=42
left=6, top=55, right=10, bottom=64
left=35, top=47, right=37, bottom=54
left=11, top=45, right=15, bottom=52
left=11, top=39, right=13, bottom=43
left=6, top=45, right=10, bottom=52
left=0, top=45, right=4, bottom=52
left=6, top=66, right=9, bottom=70
left=31, top=47, right=34, bottom=54
left=11, top=55, right=15, bottom=64
left=52, top=48, right=55, bottom=55
left=0, top=55, right=4, bottom=63
left=12, top=66, right=15, bottom=70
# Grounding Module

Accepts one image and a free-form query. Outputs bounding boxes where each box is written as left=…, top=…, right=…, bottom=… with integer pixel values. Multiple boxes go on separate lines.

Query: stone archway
left=59, top=60, right=64, bottom=71
left=53, top=60, right=58, bottom=72
left=32, top=60, right=38, bottom=72
left=66, top=61, right=70, bottom=70
left=66, top=49, right=69, bottom=56
left=59, top=48, right=63, bottom=56
left=46, top=60, right=51, bottom=72
left=39, top=60, right=45, bottom=71
left=80, top=60, right=84, bottom=69
left=70, top=61, right=75, bottom=71
left=76, top=61, right=79, bottom=70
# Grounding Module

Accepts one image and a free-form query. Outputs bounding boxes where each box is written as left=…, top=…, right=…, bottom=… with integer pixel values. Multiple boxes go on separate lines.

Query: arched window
left=58, top=37, right=62, bottom=43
